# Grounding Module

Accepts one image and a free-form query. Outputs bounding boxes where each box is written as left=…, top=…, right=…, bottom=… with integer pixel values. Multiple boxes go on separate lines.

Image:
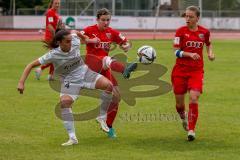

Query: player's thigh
left=188, top=70, right=204, bottom=93
left=82, top=68, right=113, bottom=91
left=60, top=83, right=81, bottom=102
left=101, top=69, right=118, bottom=86
left=171, top=65, right=188, bottom=94
left=171, top=75, right=188, bottom=94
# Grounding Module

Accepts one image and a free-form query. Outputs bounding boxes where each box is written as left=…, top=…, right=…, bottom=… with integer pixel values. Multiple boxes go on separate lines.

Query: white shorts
left=60, top=68, right=102, bottom=101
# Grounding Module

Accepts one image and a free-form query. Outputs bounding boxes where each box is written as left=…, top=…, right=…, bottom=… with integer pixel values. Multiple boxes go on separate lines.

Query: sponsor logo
left=95, top=42, right=111, bottom=51
left=186, top=41, right=203, bottom=48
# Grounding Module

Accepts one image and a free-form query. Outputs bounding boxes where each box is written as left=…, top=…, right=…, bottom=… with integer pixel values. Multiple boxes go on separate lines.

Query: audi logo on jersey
left=186, top=41, right=203, bottom=48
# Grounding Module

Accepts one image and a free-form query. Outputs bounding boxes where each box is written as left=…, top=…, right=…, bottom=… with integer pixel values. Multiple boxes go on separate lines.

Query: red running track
left=0, top=29, right=239, bottom=41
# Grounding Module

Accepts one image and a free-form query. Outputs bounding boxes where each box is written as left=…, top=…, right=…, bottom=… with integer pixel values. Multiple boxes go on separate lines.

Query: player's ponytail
left=43, top=29, right=70, bottom=49
left=48, top=0, right=54, bottom=9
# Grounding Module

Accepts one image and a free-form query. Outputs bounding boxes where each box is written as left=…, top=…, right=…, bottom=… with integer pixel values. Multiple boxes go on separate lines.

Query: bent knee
left=60, top=96, right=73, bottom=108
left=190, top=95, right=199, bottom=104
left=105, top=82, right=113, bottom=93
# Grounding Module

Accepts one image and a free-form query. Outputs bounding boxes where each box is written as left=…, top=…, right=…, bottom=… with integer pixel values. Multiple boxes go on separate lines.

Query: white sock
left=61, top=108, right=76, bottom=139
left=99, top=92, right=112, bottom=120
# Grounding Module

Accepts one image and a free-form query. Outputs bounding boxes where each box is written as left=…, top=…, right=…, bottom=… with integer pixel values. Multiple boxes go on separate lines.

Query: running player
left=35, top=0, right=62, bottom=80
left=172, top=6, right=215, bottom=141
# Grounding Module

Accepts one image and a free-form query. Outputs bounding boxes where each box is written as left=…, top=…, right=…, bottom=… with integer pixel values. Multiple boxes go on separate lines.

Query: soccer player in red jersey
left=35, top=0, right=62, bottom=80
left=81, top=8, right=137, bottom=138
left=171, top=6, right=215, bottom=141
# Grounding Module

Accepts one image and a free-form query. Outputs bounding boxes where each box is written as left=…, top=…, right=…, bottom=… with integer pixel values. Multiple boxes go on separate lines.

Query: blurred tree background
left=1, top=0, right=240, bottom=16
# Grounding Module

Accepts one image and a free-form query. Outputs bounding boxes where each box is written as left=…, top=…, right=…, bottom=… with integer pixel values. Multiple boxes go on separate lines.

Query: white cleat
left=96, top=117, right=109, bottom=133
left=34, top=68, right=42, bottom=80
left=187, top=130, right=196, bottom=141
left=61, top=138, right=78, bottom=146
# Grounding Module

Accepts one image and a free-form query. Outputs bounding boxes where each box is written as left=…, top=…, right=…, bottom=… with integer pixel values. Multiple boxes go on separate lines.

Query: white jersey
left=38, top=33, right=88, bottom=83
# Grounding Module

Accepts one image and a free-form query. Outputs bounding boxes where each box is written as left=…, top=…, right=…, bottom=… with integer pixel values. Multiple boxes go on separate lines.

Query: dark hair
left=96, top=8, right=111, bottom=19
left=43, top=29, right=70, bottom=49
left=182, top=6, right=200, bottom=17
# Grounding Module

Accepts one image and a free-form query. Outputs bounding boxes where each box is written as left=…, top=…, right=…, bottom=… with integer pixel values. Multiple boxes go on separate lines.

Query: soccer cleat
left=108, top=128, right=117, bottom=138
left=187, top=130, right=196, bottom=141
left=34, top=68, right=42, bottom=80
left=96, top=117, right=110, bottom=133
left=47, top=74, right=54, bottom=81
left=122, top=63, right=138, bottom=79
left=61, top=137, right=78, bottom=146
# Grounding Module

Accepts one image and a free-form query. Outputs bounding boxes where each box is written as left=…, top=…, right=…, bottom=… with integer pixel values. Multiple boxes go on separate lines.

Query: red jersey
left=173, top=25, right=211, bottom=69
left=83, top=24, right=127, bottom=65
left=45, top=8, right=60, bottom=41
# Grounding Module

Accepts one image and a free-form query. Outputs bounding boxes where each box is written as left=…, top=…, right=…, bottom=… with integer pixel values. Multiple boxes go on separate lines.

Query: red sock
left=40, top=63, right=51, bottom=70
left=176, top=105, right=185, bottom=119
left=110, top=61, right=125, bottom=73
left=188, top=103, right=198, bottom=131
left=106, top=102, right=119, bottom=128
left=49, top=64, right=54, bottom=75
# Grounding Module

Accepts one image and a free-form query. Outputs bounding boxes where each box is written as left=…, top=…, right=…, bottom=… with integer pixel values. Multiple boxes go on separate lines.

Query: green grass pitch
left=0, top=39, right=239, bottom=159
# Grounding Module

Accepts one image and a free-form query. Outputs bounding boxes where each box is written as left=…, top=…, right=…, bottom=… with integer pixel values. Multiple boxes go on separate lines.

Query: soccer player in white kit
left=17, top=29, right=117, bottom=146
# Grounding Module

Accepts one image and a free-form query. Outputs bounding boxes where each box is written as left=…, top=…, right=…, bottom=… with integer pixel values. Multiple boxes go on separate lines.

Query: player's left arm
left=113, top=30, right=131, bottom=52
left=206, top=44, right=215, bottom=61
left=205, top=31, right=215, bottom=61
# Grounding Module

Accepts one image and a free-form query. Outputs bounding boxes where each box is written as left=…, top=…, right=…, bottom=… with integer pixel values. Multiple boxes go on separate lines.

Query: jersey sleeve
left=173, top=28, right=183, bottom=48
left=205, top=30, right=211, bottom=46
left=112, top=29, right=127, bottom=44
left=38, top=51, right=54, bottom=65
left=71, top=33, right=80, bottom=47
left=46, top=10, right=56, bottom=27
left=82, top=27, right=92, bottom=37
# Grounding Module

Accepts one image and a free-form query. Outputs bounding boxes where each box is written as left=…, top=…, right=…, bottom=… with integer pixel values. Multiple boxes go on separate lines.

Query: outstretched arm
left=119, top=40, right=132, bottom=52
left=72, top=30, right=100, bottom=44
left=17, top=59, right=41, bottom=94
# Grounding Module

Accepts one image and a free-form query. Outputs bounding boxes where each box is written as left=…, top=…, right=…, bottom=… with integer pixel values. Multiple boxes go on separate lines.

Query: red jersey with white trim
left=45, top=8, right=60, bottom=41
left=173, top=25, right=211, bottom=69
left=83, top=24, right=127, bottom=64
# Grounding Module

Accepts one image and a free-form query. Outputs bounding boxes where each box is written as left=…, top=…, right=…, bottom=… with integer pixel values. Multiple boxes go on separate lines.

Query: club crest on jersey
left=199, top=34, right=205, bottom=40
left=184, top=34, right=190, bottom=38
left=106, top=33, right=112, bottom=39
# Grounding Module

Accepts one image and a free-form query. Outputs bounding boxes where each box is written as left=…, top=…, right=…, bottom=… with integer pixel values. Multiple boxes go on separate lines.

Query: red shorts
left=171, top=64, right=204, bottom=94
left=100, top=69, right=118, bottom=86
left=85, top=55, right=118, bottom=86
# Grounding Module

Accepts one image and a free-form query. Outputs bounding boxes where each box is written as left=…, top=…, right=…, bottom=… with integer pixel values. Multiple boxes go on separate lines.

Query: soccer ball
left=137, top=45, right=157, bottom=64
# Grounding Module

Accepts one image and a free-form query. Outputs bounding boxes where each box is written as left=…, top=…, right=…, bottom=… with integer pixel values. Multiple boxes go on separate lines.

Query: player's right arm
left=76, top=30, right=100, bottom=44
left=80, top=28, right=101, bottom=44
left=173, top=28, right=200, bottom=60
left=17, top=59, right=41, bottom=94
